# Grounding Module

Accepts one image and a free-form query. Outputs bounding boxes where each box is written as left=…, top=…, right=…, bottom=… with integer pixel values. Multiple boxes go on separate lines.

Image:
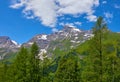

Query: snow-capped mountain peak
left=0, top=36, right=19, bottom=48
left=72, top=28, right=81, bottom=32
left=41, top=35, right=47, bottom=40
left=23, top=25, right=93, bottom=57
left=36, top=34, right=47, bottom=40
left=12, top=40, right=18, bottom=45
left=0, top=26, right=93, bottom=60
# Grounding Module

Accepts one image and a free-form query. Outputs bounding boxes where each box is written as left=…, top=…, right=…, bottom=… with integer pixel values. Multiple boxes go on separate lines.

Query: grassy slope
left=75, top=32, right=120, bottom=56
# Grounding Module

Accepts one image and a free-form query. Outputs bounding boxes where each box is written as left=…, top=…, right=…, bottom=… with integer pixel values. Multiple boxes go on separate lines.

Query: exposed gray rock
left=0, top=26, right=93, bottom=60
left=23, top=25, right=93, bottom=56
left=0, top=36, right=20, bottom=60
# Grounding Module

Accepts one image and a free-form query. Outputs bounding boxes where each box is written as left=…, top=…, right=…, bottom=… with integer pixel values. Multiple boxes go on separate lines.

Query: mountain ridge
left=23, top=25, right=93, bottom=58
left=0, top=25, right=93, bottom=60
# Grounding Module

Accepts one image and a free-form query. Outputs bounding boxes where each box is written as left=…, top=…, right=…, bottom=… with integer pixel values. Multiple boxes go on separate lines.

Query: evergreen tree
left=101, top=38, right=120, bottom=81
left=54, top=51, right=81, bottom=82
left=81, top=17, right=108, bottom=82
left=8, top=47, right=28, bottom=82
left=40, top=53, right=52, bottom=82
left=6, top=43, right=42, bottom=82
left=0, top=63, right=8, bottom=82
left=113, top=39, right=120, bottom=81
left=27, top=42, right=41, bottom=82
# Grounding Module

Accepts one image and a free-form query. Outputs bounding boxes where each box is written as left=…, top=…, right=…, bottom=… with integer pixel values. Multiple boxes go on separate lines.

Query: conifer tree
left=113, top=39, right=120, bottom=81
left=40, top=53, right=52, bottom=82
left=54, top=52, right=81, bottom=82
left=28, top=42, right=41, bottom=82
left=0, top=63, right=8, bottom=82
left=81, top=17, right=108, bottom=82
left=101, top=38, right=120, bottom=81
left=8, top=47, right=28, bottom=82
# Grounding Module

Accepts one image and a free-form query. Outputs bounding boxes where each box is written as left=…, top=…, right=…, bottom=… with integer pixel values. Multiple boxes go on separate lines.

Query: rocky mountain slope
left=0, top=36, right=20, bottom=60
left=0, top=25, right=94, bottom=60
left=23, top=25, right=93, bottom=57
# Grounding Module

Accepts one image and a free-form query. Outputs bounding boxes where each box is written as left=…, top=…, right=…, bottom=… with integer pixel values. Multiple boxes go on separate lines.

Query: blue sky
left=0, top=0, right=120, bottom=44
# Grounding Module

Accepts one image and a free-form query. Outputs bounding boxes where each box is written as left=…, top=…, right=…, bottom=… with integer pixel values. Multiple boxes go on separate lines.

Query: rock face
left=0, top=36, right=18, bottom=48
left=0, top=36, right=19, bottom=60
left=0, top=26, right=94, bottom=60
left=23, top=25, right=93, bottom=57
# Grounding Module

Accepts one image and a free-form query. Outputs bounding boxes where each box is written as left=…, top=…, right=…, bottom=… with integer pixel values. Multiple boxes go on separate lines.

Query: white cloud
left=59, top=22, right=65, bottom=26
left=104, top=12, right=113, bottom=19
left=104, top=12, right=113, bottom=23
left=65, top=23, right=75, bottom=27
left=10, top=0, right=99, bottom=27
left=11, top=0, right=57, bottom=27
left=85, top=15, right=97, bottom=22
left=59, top=22, right=74, bottom=27
left=56, top=0, right=99, bottom=14
left=102, top=1, right=107, bottom=4
left=52, top=28, right=58, bottom=32
left=59, top=22, right=82, bottom=27
left=10, top=0, right=27, bottom=9
left=74, top=22, right=82, bottom=26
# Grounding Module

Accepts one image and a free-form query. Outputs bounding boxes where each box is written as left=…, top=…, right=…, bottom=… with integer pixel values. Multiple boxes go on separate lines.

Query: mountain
left=23, top=25, right=93, bottom=57
left=0, top=36, right=20, bottom=60
left=0, top=36, right=19, bottom=48
left=0, top=25, right=94, bottom=60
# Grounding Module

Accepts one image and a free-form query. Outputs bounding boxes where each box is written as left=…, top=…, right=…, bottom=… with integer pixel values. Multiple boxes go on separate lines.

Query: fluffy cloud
left=85, top=15, right=97, bottom=22
left=104, top=12, right=113, bottom=23
left=56, top=0, right=99, bottom=15
left=10, top=0, right=99, bottom=27
left=74, top=22, right=82, bottom=26
left=59, top=22, right=74, bottom=26
left=59, top=22, right=82, bottom=27
left=104, top=12, right=113, bottom=19
left=102, top=1, right=107, bottom=4
left=10, top=0, right=57, bottom=27
left=52, top=28, right=58, bottom=32
left=59, top=22, right=65, bottom=26
left=65, top=23, right=75, bottom=27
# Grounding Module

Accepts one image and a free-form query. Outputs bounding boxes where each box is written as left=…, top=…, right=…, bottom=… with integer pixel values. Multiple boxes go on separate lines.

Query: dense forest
left=0, top=17, right=120, bottom=82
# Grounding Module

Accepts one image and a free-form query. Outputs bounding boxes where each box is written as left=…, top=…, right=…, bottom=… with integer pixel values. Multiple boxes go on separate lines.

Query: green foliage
left=0, top=63, right=8, bottom=82
left=54, top=51, right=81, bottom=82
left=0, top=17, right=120, bottom=82
left=2, top=43, right=42, bottom=82
left=80, top=17, right=120, bottom=82
left=7, top=47, right=29, bottom=82
left=27, top=42, right=41, bottom=82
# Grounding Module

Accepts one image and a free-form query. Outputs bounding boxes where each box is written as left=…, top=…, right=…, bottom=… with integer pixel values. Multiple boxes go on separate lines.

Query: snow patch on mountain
left=38, top=49, right=47, bottom=60
left=38, top=35, right=47, bottom=40
left=72, top=28, right=81, bottom=32
left=75, top=33, right=78, bottom=36
left=41, top=35, right=47, bottom=40
left=12, top=40, right=18, bottom=45
left=28, top=42, right=34, bottom=45
left=75, top=37, right=78, bottom=40
left=23, top=25, right=93, bottom=57
left=70, top=40, right=76, bottom=43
